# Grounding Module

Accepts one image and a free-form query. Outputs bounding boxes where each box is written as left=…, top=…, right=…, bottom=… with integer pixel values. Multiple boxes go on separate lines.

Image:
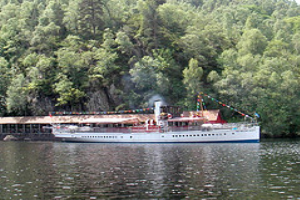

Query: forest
left=0, top=0, right=300, bottom=136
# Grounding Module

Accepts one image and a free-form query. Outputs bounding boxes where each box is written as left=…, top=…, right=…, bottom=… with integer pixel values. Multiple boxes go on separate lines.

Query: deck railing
left=53, top=122, right=258, bottom=134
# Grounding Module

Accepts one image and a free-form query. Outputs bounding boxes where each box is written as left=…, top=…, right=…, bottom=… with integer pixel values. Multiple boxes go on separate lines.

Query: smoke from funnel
left=148, top=94, right=167, bottom=107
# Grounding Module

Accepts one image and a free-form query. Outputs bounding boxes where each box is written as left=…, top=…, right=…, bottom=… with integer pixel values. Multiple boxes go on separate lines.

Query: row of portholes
left=81, top=133, right=235, bottom=139
left=82, top=135, right=118, bottom=139
left=172, top=133, right=230, bottom=138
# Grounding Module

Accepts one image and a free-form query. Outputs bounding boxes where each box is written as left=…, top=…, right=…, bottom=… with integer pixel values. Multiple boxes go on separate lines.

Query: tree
left=22, top=53, right=56, bottom=115
left=0, top=57, right=10, bottom=115
left=6, top=74, right=28, bottom=115
left=30, top=0, right=65, bottom=54
left=183, top=58, right=203, bottom=107
left=53, top=73, right=85, bottom=108
left=237, top=29, right=268, bottom=56
left=77, top=0, right=105, bottom=39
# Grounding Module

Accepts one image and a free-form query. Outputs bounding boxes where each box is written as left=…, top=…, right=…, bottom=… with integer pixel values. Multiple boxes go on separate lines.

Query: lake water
left=0, top=140, right=299, bottom=199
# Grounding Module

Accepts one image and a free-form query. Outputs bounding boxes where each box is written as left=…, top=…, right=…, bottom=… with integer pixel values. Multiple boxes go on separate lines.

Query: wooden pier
left=0, top=114, right=155, bottom=141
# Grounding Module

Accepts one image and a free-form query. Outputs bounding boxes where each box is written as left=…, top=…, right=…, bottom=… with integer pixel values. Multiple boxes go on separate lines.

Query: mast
left=197, top=94, right=204, bottom=117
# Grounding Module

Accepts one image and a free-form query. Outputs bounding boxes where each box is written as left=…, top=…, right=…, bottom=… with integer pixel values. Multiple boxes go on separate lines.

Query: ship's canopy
left=79, top=117, right=140, bottom=124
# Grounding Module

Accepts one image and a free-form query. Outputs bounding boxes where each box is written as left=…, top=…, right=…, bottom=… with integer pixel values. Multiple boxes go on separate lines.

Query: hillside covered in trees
left=1, top=0, right=300, bottom=136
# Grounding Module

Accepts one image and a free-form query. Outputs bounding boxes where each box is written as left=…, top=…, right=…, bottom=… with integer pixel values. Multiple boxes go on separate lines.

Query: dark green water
left=0, top=140, right=299, bottom=199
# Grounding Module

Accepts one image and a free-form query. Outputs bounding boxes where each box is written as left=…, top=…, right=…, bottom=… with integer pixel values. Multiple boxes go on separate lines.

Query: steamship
left=51, top=102, right=260, bottom=143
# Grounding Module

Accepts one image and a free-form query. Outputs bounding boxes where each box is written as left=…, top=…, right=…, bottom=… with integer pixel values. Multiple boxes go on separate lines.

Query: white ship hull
left=53, top=125, right=260, bottom=143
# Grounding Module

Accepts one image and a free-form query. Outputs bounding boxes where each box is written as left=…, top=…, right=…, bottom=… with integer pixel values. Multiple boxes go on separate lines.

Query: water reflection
left=0, top=140, right=299, bottom=199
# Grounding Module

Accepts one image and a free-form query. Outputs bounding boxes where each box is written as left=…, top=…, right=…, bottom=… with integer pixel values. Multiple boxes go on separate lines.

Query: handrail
left=52, top=122, right=258, bottom=134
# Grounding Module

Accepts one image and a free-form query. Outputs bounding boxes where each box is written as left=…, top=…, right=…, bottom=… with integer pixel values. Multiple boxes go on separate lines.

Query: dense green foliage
left=1, top=0, right=300, bottom=136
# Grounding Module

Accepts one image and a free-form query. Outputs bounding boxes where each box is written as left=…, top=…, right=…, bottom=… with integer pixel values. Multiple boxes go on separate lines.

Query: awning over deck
left=80, top=117, right=140, bottom=124
left=0, top=114, right=155, bottom=124
left=168, top=117, right=208, bottom=123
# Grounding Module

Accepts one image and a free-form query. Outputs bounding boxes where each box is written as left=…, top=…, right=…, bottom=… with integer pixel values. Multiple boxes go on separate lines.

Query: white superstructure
left=52, top=123, right=260, bottom=143
left=51, top=100, right=260, bottom=143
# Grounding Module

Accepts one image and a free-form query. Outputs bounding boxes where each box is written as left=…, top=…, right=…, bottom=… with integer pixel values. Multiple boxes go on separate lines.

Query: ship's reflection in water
left=0, top=141, right=299, bottom=199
